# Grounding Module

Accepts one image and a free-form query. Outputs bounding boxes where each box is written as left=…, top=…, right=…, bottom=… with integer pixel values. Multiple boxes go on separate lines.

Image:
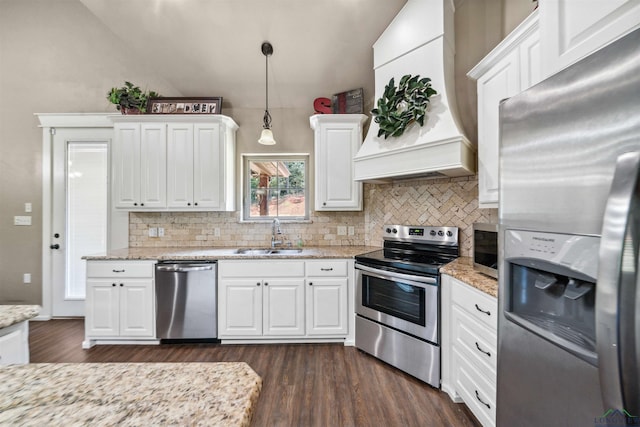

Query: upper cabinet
left=111, top=115, right=237, bottom=212
left=539, top=0, right=640, bottom=76
left=310, top=114, right=367, bottom=211
left=468, top=12, right=542, bottom=208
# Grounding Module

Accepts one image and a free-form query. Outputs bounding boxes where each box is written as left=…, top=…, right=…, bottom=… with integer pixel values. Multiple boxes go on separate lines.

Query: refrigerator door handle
left=596, top=151, right=640, bottom=414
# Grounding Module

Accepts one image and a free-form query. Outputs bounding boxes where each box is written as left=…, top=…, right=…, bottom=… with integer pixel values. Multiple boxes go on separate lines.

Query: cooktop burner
left=355, top=224, right=459, bottom=276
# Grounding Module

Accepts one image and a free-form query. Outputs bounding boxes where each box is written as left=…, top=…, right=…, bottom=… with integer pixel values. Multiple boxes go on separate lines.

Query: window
left=243, top=155, right=308, bottom=220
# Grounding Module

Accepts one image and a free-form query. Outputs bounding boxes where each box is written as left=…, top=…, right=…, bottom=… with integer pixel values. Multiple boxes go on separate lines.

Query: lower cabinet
left=84, top=260, right=157, bottom=347
left=441, top=274, right=497, bottom=427
left=218, top=259, right=349, bottom=340
left=0, top=321, right=29, bottom=365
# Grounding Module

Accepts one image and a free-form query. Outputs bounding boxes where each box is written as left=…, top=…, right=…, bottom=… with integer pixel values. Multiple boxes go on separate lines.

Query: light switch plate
left=25, top=203, right=32, bottom=213
left=14, top=216, right=32, bottom=226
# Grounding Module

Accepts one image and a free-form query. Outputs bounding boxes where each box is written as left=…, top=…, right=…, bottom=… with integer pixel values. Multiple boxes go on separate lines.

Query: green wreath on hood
left=371, top=74, right=437, bottom=139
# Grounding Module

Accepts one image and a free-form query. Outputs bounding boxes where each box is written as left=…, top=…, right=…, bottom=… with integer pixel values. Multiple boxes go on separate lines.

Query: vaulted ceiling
left=79, top=0, right=407, bottom=110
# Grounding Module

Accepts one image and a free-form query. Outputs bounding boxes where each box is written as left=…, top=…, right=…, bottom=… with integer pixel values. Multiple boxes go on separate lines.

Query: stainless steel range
left=355, top=224, right=459, bottom=387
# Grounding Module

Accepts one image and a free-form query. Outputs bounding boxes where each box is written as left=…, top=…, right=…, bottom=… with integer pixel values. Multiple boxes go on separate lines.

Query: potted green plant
left=107, top=81, right=159, bottom=114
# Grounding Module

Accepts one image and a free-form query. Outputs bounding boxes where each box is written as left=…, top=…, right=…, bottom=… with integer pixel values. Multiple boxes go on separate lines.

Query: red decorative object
left=313, top=97, right=332, bottom=114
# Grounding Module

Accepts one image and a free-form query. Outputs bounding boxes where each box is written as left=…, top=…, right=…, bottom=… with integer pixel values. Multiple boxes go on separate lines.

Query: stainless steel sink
left=234, top=248, right=302, bottom=255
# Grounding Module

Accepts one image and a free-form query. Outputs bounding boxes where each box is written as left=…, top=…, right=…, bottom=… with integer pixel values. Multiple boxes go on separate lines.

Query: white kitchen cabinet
left=218, top=260, right=306, bottom=338
left=111, top=115, right=237, bottom=212
left=84, top=260, right=157, bottom=347
left=305, top=260, right=348, bottom=336
left=218, top=259, right=350, bottom=341
left=0, top=321, right=29, bottom=365
left=539, top=0, right=640, bottom=77
left=112, top=122, right=167, bottom=209
left=441, top=274, right=497, bottom=427
left=310, top=114, right=367, bottom=211
left=467, top=11, right=541, bottom=208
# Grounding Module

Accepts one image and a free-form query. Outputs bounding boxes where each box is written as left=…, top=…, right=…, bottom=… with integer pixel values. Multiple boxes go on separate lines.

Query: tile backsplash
left=129, top=174, right=497, bottom=257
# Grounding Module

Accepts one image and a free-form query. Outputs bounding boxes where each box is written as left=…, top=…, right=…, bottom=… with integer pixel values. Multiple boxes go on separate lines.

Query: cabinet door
left=476, top=49, right=520, bottom=207
left=306, top=278, right=348, bottom=335
left=167, top=123, right=195, bottom=208
left=112, top=123, right=141, bottom=208
left=139, top=123, right=167, bottom=208
left=540, top=0, right=640, bottom=76
left=193, top=123, right=225, bottom=209
left=0, top=324, right=27, bottom=365
left=519, top=30, right=543, bottom=90
left=263, top=279, right=305, bottom=336
left=85, top=280, right=120, bottom=336
left=119, top=280, right=155, bottom=337
left=219, top=279, right=262, bottom=336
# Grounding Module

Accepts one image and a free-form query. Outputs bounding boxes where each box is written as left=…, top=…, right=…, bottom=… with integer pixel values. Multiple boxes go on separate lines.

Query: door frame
left=37, top=113, right=126, bottom=319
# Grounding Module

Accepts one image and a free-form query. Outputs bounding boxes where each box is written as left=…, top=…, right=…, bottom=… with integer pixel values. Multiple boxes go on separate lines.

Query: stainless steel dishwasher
left=155, top=261, right=218, bottom=341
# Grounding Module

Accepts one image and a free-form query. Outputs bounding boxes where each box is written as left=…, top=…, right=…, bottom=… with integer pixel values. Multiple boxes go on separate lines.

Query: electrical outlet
left=23, top=273, right=31, bottom=284
left=337, top=226, right=347, bottom=236
left=348, top=226, right=355, bottom=236
left=214, top=228, right=221, bottom=237
left=148, top=227, right=158, bottom=237
left=158, top=227, right=165, bottom=237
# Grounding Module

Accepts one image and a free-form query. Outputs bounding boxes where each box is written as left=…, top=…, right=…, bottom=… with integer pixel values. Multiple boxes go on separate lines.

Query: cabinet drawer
left=452, top=305, right=497, bottom=378
left=452, top=347, right=496, bottom=427
left=451, top=277, right=497, bottom=330
left=219, top=260, right=305, bottom=278
left=87, top=261, right=155, bottom=278
left=306, top=260, right=347, bottom=277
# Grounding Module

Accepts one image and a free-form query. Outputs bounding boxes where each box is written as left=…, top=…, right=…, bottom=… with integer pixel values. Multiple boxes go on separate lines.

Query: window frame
left=242, top=154, right=310, bottom=221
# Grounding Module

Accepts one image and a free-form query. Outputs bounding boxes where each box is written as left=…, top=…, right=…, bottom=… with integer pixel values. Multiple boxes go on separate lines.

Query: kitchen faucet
left=271, top=218, right=283, bottom=248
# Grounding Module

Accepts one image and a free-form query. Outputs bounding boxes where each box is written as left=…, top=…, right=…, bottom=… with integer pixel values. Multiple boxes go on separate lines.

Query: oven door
left=355, top=263, right=438, bottom=343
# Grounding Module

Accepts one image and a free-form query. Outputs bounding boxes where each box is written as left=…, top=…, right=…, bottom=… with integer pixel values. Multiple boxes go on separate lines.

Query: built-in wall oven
left=355, top=225, right=459, bottom=387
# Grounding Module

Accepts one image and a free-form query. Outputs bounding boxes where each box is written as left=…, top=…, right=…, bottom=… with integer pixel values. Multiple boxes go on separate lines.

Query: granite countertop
left=0, top=305, right=40, bottom=329
left=83, top=245, right=380, bottom=261
left=0, top=362, right=261, bottom=427
left=441, top=257, right=498, bottom=298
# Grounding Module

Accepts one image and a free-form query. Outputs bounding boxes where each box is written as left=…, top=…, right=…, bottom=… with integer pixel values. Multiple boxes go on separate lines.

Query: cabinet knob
left=194, top=202, right=198, bottom=206
left=187, top=203, right=191, bottom=206
left=309, top=282, right=313, bottom=286
left=264, top=282, right=269, bottom=286
left=140, top=203, right=144, bottom=206
left=323, top=202, right=326, bottom=206
left=256, top=282, right=261, bottom=286
left=134, top=203, right=138, bottom=206
left=120, top=283, right=124, bottom=287
left=112, top=283, right=116, bottom=287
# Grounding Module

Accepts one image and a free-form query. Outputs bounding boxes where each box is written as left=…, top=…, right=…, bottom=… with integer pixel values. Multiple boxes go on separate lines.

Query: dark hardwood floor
left=29, top=319, right=480, bottom=427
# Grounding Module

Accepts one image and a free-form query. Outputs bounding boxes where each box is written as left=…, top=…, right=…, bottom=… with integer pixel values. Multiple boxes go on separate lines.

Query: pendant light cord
left=263, top=44, right=272, bottom=129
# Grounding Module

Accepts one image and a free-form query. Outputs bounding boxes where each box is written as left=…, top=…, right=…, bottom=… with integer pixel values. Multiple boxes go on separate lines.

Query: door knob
left=50, top=244, right=60, bottom=249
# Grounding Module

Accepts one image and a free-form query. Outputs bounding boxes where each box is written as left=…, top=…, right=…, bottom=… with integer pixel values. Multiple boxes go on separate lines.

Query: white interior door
left=51, top=129, right=110, bottom=317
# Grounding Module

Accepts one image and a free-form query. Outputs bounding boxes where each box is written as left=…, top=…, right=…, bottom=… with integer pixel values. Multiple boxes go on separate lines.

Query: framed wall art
left=147, top=97, right=223, bottom=114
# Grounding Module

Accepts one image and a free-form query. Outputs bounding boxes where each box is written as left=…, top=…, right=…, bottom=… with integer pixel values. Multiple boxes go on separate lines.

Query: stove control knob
left=438, top=230, right=444, bottom=236
left=430, top=230, right=437, bottom=236
left=446, top=231, right=453, bottom=237
left=386, top=227, right=392, bottom=234
left=392, top=228, right=397, bottom=234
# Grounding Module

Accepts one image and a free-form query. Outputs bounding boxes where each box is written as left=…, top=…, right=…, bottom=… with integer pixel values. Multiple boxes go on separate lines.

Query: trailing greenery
left=371, top=74, right=437, bottom=139
left=107, top=81, right=159, bottom=113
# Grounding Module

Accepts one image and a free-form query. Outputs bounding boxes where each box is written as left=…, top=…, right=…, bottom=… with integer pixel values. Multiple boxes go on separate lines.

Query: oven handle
left=355, top=263, right=437, bottom=287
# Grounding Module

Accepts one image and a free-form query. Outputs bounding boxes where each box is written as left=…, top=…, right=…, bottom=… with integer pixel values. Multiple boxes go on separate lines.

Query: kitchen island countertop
left=0, top=362, right=261, bottom=427
left=0, top=305, right=40, bottom=329
left=83, top=245, right=380, bottom=261
left=441, top=257, right=498, bottom=298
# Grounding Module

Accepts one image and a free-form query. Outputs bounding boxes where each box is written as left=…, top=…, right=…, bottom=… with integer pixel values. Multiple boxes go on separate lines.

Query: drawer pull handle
left=475, top=390, right=491, bottom=409
left=112, top=269, right=125, bottom=273
left=475, top=342, right=491, bottom=357
left=475, top=304, right=491, bottom=316
left=320, top=268, right=333, bottom=271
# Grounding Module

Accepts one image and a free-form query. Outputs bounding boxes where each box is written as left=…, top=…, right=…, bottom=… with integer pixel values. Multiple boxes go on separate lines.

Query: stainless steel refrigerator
left=497, top=28, right=640, bottom=426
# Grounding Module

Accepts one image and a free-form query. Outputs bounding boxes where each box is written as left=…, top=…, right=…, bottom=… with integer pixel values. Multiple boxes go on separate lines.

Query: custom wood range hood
left=354, top=0, right=475, bottom=182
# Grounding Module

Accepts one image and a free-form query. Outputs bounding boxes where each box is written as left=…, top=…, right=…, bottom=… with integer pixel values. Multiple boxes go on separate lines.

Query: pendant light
left=258, top=41, right=276, bottom=145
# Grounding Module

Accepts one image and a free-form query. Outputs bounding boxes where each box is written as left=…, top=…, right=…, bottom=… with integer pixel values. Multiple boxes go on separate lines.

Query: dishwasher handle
left=156, top=264, right=215, bottom=272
